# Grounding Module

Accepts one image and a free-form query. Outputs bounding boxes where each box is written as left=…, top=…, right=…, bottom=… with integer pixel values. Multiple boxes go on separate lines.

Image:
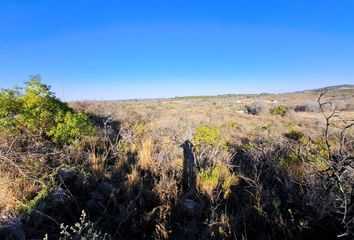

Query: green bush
left=303, top=137, right=329, bottom=168
left=192, top=125, right=227, bottom=152
left=0, top=75, right=95, bottom=144
left=197, top=164, right=238, bottom=201
left=279, top=150, right=301, bottom=168
left=270, top=105, right=288, bottom=117
left=279, top=137, right=329, bottom=170
left=0, top=87, right=22, bottom=134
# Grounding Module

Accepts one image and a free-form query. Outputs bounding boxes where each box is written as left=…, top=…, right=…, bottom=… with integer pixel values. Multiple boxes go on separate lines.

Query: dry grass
left=138, top=138, right=154, bottom=171
left=88, top=151, right=107, bottom=176
left=126, top=166, right=140, bottom=189
left=0, top=175, right=17, bottom=213
left=0, top=88, right=353, bottom=239
left=72, top=89, right=354, bottom=154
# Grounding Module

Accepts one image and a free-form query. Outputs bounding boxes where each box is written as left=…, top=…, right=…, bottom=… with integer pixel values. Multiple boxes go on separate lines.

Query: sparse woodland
left=0, top=77, right=354, bottom=239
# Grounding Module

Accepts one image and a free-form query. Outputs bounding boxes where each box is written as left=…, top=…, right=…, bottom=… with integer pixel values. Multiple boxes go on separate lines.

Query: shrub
left=192, top=125, right=227, bottom=152
left=56, top=210, right=110, bottom=240
left=303, top=137, right=329, bottom=168
left=331, top=100, right=346, bottom=110
left=17, top=77, right=70, bottom=134
left=0, top=87, right=23, bottom=135
left=197, top=167, right=219, bottom=198
left=345, top=103, right=354, bottom=111
left=192, top=125, right=230, bottom=169
left=280, top=137, right=329, bottom=171
left=294, top=101, right=318, bottom=112
left=279, top=150, right=301, bottom=168
left=246, top=101, right=268, bottom=115
left=197, top=164, right=238, bottom=201
left=48, top=111, right=95, bottom=144
left=0, top=76, right=95, bottom=144
left=284, top=128, right=304, bottom=142
left=270, top=105, right=288, bottom=117
left=222, top=174, right=239, bottom=199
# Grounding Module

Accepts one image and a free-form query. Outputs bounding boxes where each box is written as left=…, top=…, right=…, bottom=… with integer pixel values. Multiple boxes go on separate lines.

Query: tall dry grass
left=138, top=138, right=154, bottom=171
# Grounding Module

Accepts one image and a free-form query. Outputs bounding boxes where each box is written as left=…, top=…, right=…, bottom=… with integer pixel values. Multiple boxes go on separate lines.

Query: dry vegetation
left=0, top=79, right=354, bottom=239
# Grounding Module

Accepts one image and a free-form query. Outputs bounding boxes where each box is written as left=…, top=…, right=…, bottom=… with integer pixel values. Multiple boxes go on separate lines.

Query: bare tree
left=318, top=90, right=354, bottom=238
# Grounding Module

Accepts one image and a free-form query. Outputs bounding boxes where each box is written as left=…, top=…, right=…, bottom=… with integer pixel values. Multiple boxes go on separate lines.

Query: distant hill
left=305, top=84, right=354, bottom=93
left=75, top=84, right=354, bottom=102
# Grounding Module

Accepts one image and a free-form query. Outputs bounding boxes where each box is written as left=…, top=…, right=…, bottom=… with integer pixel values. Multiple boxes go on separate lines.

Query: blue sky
left=1, top=0, right=354, bottom=100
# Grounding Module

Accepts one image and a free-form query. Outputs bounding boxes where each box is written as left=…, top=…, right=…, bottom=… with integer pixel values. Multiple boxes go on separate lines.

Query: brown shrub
left=246, top=101, right=269, bottom=115
left=294, top=101, right=319, bottom=112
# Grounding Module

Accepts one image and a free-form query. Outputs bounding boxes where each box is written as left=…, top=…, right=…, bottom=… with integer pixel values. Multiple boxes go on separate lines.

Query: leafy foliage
left=279, top=137, right=329, bottom=171
left=48, top=111, right=95, bottom=144
left=0, top=87, right=22, bottom=134
left=303, top=137, right=330, bottom=165
left=279, top=150, right=301, bottom=168
left=269, top=105, right=288, bottom=117
left=197, top=164, right=238, bottom=201
left=192, top=125, right=227, bottom=152
left=0, top=76, right=95, bottom=144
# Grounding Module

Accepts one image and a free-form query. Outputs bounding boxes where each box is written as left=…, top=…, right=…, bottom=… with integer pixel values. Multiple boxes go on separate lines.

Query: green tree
left=0, top=75, right=95, bottom=144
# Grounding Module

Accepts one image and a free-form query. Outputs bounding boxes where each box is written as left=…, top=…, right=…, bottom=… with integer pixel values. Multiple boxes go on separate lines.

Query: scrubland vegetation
left=0, top=77, right=354, bottom=239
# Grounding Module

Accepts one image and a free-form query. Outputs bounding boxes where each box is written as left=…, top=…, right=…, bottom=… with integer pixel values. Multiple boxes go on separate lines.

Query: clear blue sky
left=1, top=0, right=354, bottom=100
